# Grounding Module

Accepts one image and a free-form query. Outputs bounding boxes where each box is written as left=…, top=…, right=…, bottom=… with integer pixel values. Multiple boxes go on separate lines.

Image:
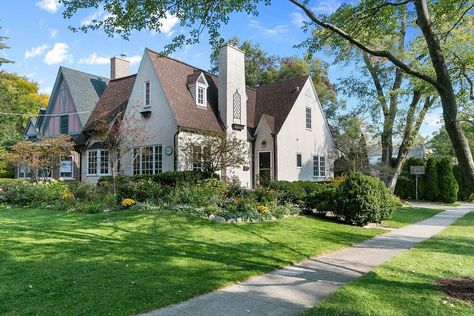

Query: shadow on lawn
left=0, top=208, right=380, bottom=316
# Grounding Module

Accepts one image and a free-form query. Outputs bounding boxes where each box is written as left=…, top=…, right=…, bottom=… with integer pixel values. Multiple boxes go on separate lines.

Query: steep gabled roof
left=60, top=67, right=109, bottom=125
left=146, top=49, right=223, bottom=132
left=254, top=75, right=308, bottom=134
left=83, top=74, right=137, bottom=132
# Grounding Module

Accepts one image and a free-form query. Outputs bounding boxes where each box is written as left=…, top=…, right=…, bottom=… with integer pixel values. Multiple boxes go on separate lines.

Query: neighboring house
left=368, top=144, right=427, bottom=165
left=18, top=44, right=337, bottom=187
left=24, top=109, right=46, bottom=140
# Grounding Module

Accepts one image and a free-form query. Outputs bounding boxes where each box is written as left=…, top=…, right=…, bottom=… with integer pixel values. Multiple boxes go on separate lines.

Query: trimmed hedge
left=336, top=172, right=398, bottom=226
left=394, top=157, right=425, bottom=199
left=453, top=165, right=474, bottom=202
left=437, top=158, right=458, bottom=203
left=424, top=157, right=439, bottom=201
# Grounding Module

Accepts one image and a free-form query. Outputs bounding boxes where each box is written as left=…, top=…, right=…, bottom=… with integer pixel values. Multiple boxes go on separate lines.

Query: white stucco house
left=18, top=44, right=337, bottom=187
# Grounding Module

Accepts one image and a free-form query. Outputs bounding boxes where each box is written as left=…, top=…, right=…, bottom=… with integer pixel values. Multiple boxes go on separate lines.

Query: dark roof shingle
left=83, top=74, right=137, bottom=132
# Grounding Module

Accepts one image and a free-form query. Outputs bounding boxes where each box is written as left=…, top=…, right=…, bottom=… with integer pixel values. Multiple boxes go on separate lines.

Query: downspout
left=250, top=137, right=256, bottom=188
left=272, top=133, right=278, bottom=180
left=78, top=151, right=82, bottom=182
left=174, top=127, right=180, bottom=171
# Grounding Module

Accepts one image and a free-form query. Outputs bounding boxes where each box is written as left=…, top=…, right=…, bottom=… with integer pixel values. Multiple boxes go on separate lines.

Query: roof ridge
left=60, top=66, right=109, bottom=80
left=109, top=73, right=137, bottom=82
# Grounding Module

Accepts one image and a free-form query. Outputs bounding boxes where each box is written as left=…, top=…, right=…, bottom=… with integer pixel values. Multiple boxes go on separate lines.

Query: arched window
left=233, top=90, right=241, bottom=124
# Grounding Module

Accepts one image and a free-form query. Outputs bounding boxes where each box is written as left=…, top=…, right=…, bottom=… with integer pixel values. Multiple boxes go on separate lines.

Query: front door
left=259, top=152, right=271, bottom=185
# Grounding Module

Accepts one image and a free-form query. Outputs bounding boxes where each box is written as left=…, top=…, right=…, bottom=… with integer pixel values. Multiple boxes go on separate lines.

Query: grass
left=385, top=207, right=443, bottom=228
left=0, top=207, right=384, bottom=316
left=305, top=211, right=474, bottom=316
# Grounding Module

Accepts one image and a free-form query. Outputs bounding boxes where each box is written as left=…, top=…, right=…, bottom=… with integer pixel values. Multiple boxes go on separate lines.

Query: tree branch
left=363, top=53, right=389, bottom=114
left=289, top=0, right=442, bottom=90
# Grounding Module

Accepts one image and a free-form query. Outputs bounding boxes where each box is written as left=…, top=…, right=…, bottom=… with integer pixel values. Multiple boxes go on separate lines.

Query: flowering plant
left=257, top=205, right=269, bottom=213
left=121, top=198, right=136, bottom=207
left=61, top=190, right=75, bottom=200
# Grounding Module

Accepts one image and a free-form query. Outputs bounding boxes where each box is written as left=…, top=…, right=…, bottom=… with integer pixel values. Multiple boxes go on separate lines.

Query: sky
left=0, top=0, right=442, bottom=139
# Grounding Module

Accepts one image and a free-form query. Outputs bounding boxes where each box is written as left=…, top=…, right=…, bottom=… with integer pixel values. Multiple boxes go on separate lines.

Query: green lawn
left=306, top=211, right=474, bottom=316
left=385, top=207, right=443, bottom=228
left=0, top=208, right=384, bottom=316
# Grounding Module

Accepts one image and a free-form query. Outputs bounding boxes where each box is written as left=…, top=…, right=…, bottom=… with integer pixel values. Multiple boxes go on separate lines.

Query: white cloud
left=81, top=9, right=107, bottom=26
left=249, top=19, right=288, bottom=36
left=150, top=12, right=180, bottom=37
left=49, top=29, right=58, bottom=38
left=25, top=44, right=48, bottom=59
left=44, top=43, right=72, bottom=65
left=40, top=86, right=53, bottom=95
left=291, top=12, right=307, bottom=28
left=312, top=0, right=342, bottom=15
left=79, top=52, right=110, bottom=65
left=127, top=55, right=142, bottom=65
left=36, top=0, right=60, bottom=13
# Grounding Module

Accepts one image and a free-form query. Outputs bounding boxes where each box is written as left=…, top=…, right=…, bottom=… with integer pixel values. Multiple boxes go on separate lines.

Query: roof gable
left=83, top=74, right=137, bottom=132
left=146, top=49, right=223, bottom=132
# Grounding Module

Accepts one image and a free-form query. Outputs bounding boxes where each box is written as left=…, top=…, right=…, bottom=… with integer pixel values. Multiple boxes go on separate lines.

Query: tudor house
left=17, top=44, right=337, bottom=187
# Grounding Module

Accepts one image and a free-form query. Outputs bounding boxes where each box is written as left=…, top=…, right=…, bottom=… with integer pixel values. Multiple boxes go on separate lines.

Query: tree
left=424, top=157, right=440, bottom=201
left=2, top=135, right=74, bottom=182
left=179, top=131, right=247, bottom=181
left=0, top=26, right=13, bottom=66
left=209, top=38, right=339, bottom=124
left=61, top=0, right=474, bottom=190
left=437, top=157, right=459, bottom=203
left=429, top=121, right=474, bottom=157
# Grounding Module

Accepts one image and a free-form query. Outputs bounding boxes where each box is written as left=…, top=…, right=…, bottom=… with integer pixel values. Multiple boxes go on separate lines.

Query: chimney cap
left=219, top=42, right=245, bottom=54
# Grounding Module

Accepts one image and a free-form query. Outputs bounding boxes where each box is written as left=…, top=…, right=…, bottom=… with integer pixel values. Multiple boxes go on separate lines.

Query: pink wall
left=45, top=78, right=81, bottom=136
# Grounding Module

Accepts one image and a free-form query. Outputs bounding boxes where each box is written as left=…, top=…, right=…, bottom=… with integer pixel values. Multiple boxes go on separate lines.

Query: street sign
left=410, top=166, right=425, bottom=200
left=410, top=166, right=425, bottom=175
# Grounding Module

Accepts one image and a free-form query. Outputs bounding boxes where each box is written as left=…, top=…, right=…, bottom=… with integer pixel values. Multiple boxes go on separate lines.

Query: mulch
left=435, top=277, right=474, bottom=305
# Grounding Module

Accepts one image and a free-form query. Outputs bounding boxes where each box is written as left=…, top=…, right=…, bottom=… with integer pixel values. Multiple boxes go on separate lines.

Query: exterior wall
left=120, top=51, right=177, bottom=175
left=43, top=76, right=81, bottom=137
left=253, top=118, right=275, bottom=184
left=276, top=79, right=337, bottom=182
left=218, top=44, right=252, bottom=188
left=16, top=150, right=80, bottom=181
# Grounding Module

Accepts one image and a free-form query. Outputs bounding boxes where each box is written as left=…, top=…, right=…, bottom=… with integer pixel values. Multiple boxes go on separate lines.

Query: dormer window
left=187, top=72, right=209, bottom=108
left=197, top=86, right=205, bottom=106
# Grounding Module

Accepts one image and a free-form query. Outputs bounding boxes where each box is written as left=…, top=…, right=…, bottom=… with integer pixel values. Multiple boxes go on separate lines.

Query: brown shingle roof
left=146, top=49, right=223, bottom=132
left=83, top=74, right=137, bottom=132
left=146, top=48, right=308, bottom=135
left=254, top=75, right=309, bottom=134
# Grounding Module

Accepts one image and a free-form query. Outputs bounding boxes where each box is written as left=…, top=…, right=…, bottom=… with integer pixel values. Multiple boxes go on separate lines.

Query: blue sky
left=0, top=0, right=441, bottom=138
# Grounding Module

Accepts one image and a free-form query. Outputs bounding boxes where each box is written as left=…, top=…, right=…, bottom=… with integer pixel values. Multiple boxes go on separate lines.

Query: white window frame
left=306, top=107, right=312, bottom=130
left=196, top=85, right=206, bottom=107
left=144, top=81, right=151, bottom=107
left=296, top=153, right=302, bottom=168
left=60, top=156, right=74, bottom=179
left=313, top=155, right=326, bottom=178
left=18, top=164, right=31, bottom=179
left=87, top=149, right=110, bottom=176
left=131, top=145, right=163, bottom=175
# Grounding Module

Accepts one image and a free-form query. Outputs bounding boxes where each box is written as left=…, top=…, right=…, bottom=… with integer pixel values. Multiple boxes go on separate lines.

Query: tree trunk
left=415, top=0, right=474, bottom=190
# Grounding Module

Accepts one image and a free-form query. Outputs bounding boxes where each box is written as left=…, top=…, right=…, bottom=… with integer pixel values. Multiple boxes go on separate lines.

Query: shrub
left=424, top=157, right=440, bottom=201
left=453, top=165, right=474, bottom=202
left=304, top=182, right=340, bottom=212
left=0, top=180, right=68, bottom=207
left=394, top=157, right=425, bottom=199
left=336, top=172, right=398, bottom=226
left=267, top=181, right=306, bottom=205
left=437, top=158, right=459, bottom=203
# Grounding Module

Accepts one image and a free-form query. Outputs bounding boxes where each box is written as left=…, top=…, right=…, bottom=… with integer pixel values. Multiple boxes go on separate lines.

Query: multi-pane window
left=145, top=81, right=151, bottom=106
left=60, top=156, right=73, bottom=178
left=296, top=153, right=302, bottom=168
left=87, top=149, right=110, bottom=176
left=197, top=86, right=205, bottom=106
left=313, top=155, right=326, bottom=177
left=233, top=90, right=241, bottom=123
left=132, top=145, right=163, bottom=175
left=60, top=114, right=69, bottom=134
left=100, top=150, right=109, bottom=175
left=306, top=107, right=312, bottom=129
left=192, top=145, right=211, bottom=171
left=18, top=165, right=31, bottom=178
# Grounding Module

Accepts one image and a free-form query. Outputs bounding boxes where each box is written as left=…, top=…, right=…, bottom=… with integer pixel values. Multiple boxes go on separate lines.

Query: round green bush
left=453, top=165, right=474, bottom=202
left=336, top=172, right=398, bottom=226
left=437, top=158, right=458, bottom=203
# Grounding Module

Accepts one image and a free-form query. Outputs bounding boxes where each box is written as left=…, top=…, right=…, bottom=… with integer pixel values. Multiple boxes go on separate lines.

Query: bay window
left=87, top=149, right=110, bottom=176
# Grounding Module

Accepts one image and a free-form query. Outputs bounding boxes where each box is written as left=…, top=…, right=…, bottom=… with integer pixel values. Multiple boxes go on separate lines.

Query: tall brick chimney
left=110, top=55, right=130, bottom=79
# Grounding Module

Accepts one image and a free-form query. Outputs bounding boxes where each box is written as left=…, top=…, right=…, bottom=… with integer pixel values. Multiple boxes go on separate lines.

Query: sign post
left=410, top=166, right=425, bottom=200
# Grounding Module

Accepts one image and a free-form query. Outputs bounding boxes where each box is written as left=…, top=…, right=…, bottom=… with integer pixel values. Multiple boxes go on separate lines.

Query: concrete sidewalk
left=142, top=205, right=473, bottom=316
